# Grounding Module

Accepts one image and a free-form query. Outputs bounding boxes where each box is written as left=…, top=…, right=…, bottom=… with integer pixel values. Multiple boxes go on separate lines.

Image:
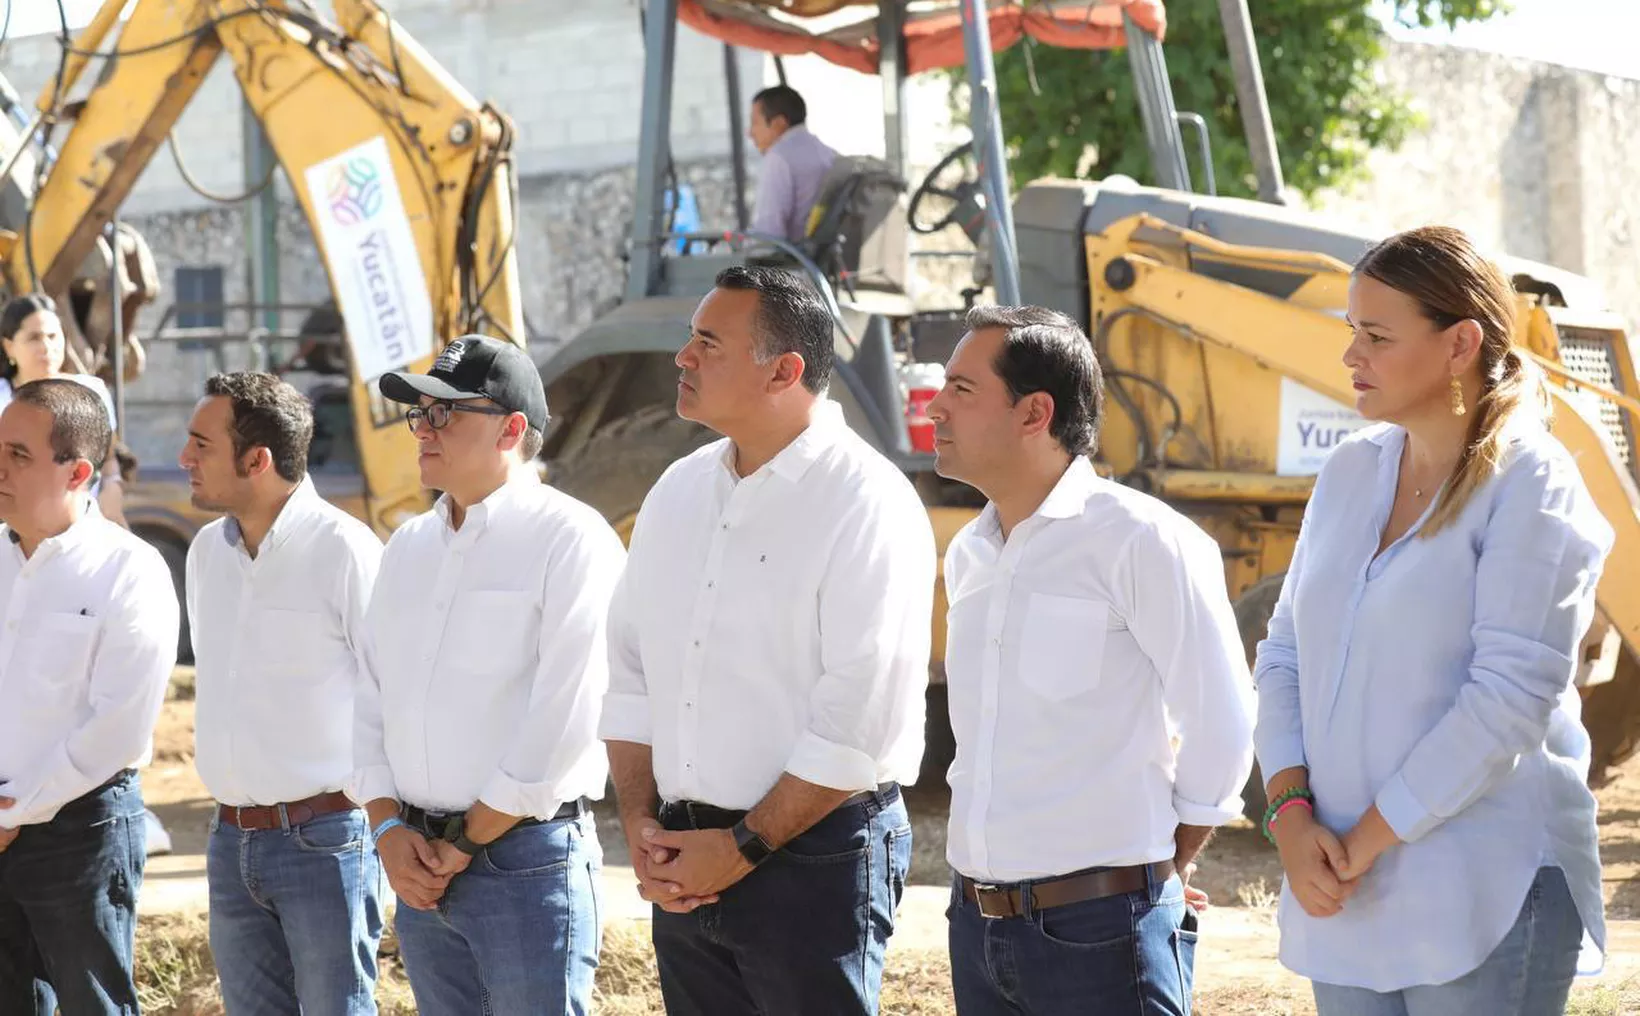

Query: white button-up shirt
left=0, top=507, right=178, bottom=827
left=943, top=457, right=1256, bottom=882
left=188, top=478, right=383, bottom=807
left=602, top=402, right=936, bottom=809
left=352, top=473, right=624, bottom=819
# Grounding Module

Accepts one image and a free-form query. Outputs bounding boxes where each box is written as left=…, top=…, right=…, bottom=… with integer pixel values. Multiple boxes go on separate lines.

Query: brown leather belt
left=961, top=860, right=1176, bottom=919
left=216, top=791, right=358, bottom=831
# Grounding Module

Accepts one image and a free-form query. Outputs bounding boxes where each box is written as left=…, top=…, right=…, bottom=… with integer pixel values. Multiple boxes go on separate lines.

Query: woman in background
left=1254, top=226, right=1612, bottom=1015
left=0, top=293, right=127, bottom=527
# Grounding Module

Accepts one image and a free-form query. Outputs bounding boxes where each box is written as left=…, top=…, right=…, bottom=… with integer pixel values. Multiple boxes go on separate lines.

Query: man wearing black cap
left=349, top=335, right=625, bottom=1016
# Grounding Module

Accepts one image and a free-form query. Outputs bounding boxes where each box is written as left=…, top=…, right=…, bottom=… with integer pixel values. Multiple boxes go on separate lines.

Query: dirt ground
left=139, top=677, right=1640, bottom=1014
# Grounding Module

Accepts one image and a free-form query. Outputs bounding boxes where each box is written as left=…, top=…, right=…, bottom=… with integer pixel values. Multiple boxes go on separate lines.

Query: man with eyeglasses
left=350, top=335, right=625, bottom=1015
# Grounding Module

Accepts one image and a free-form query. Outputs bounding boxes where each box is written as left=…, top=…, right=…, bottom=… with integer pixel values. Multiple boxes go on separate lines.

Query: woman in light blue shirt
left=1253, top=225, right=1613, bottom=1015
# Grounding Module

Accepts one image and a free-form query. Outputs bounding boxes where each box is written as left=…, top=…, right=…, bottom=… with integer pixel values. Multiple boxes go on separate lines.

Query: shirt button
left=685, top=701, right=693, bottom=709
left=720, top=523, right=728, bottom=531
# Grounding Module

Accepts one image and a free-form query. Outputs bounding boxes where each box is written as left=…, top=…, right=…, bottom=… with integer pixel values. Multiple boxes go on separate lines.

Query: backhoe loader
left=0, top=0, right=524, bottom=657
left=537, top=0, right=1640, bottom=802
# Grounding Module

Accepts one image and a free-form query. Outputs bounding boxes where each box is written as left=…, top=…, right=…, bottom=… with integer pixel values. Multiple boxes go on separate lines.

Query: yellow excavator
left=0, top=0, right=523, bottom=655
left=536, top=0, right=1640, bottom=800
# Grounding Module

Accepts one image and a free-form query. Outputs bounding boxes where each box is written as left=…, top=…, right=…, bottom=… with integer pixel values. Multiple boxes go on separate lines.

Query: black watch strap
left=451, top=833, right=485, bottom=857
left=731, top=819, right=774, bottom=867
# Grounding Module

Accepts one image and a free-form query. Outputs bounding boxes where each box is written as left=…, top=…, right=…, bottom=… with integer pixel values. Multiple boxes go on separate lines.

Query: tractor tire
left=1583, top=648, right=1640, bottom=787
left=1232, top=573, right=1287, bottom=826
left=546, top=406, right=716, bottom=530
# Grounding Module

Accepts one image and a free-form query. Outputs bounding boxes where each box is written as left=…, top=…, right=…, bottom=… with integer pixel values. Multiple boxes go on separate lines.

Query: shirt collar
left=720, top=400, right=845, bottom=484
left=769, top=124, right=811, bottom=156
left=435, top=469, right=541, bottom=534
left=975, top=456, right=1099, bottom=537
left=4, top=496, right=101, bottom=556
left=222, top=475, right=321, bottom=552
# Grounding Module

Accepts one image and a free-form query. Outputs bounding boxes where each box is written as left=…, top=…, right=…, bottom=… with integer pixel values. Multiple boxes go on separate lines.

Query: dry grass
left=130, top=910, right=1640, bottom=1016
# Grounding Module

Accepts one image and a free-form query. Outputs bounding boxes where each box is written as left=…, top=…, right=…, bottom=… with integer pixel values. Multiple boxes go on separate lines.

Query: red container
left=905, top=386, right=938, bottom=453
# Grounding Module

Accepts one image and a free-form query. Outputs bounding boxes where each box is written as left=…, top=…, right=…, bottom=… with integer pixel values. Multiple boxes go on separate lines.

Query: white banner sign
left=1276, top=377, right=1371, bottom=475
left=304, top=136, right=433, bottom=382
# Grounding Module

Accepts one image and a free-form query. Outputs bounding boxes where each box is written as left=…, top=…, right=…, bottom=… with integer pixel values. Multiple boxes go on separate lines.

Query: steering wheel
left=908, top=141, right=988, bottom=246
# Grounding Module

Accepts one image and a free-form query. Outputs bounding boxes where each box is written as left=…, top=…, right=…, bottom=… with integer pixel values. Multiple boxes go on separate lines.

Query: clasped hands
left=1272, top=803, right=1399, bottom=918
left=625, top=816, right=754, bottom=914
left=376, top=828, right=477, bottom=911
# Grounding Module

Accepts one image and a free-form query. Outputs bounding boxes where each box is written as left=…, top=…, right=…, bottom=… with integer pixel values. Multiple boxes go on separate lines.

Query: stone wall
left=1308, top=42, right=1640, bottom=337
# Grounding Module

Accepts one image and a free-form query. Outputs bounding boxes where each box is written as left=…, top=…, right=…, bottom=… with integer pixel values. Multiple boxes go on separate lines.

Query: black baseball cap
left=378, top=334, right=549, bottom=432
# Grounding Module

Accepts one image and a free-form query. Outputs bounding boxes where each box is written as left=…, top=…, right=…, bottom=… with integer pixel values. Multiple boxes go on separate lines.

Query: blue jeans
left=207, top=807, right=384, bottom=1015
left=393, top=810, right=602, bottom=1016
left=0, top=770, right=146, bottom=1016
left=948, top=865, right=1197, bottom=1016
left=1312, top=866, right=1582, bottom=1016
left=651, top=786, right=913, bottom=1016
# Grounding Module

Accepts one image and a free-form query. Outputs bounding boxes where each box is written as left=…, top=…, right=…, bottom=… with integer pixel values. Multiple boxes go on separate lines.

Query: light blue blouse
left=1254, top=421, right=1613, bottom=991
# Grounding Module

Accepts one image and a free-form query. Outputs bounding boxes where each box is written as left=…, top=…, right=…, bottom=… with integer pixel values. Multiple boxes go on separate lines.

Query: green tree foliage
left=973, top=1, right=1507, bottom=198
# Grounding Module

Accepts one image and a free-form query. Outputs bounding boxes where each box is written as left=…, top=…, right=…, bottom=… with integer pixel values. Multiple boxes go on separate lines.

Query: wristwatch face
left=734, top=821, right=773, bottom=865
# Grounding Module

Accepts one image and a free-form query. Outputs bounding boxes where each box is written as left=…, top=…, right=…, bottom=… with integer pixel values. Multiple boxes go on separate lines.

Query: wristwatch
left=441, top=813, right=485, bottom=857
left=731, top=818, right=775, bottom=868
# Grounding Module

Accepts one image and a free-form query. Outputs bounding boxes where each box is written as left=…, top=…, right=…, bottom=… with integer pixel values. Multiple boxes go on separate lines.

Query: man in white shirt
left=925, top=305, right=1256, bottom=1015
left=352, top=335, right=624, bottom=1016
left=748, top=85, right=839, bottom=243
left=603, top=266, right=935, bottom=1016
left=0, top=379, right=177, bottom=1014
left=180, top=372, right=385, bottom=1015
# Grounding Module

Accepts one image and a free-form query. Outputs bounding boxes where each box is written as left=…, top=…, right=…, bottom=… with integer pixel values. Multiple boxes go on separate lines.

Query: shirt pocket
left=1018, top=594, right=1109, bottom=702
left=23, top=612, right=100, bottom=702
left=255, top=609, right=332, bottom=683
left=444, top=590, right=538, bottom=679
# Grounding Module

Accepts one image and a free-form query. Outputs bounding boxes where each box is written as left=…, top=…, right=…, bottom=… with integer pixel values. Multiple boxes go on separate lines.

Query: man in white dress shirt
left=0, top=379, right=177, bottom=1014
left=925, top=305, right=1256, bottom=1015
left=602, top=266, right=935, bottom=1015
left=352, top=334, right=624, bottom=1016
left=180, top=372, right=385, bottom=1015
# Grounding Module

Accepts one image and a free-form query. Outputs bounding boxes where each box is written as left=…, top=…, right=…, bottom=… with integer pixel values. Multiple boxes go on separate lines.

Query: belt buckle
left=974, top=883, right=1015, bottom=920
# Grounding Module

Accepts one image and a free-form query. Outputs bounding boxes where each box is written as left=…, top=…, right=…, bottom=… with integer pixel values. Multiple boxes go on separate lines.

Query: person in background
left=748, top=85, right=838, bottom=244
left=1254, top=225, right=1612, bottom=1015
left=0, top=378, right=178, bottom=1014
left=0, top=295, right=126, bottom=527
left=181, top=372, right=386, bottom=1015
left=603, top=266, right=933, bottom=1016
left=925, top=305, right=1255, bottom=1015
left=353, top=335, right=623, bottom=1016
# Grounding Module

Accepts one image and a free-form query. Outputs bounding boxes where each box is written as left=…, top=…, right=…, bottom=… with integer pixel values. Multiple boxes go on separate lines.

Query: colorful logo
left=326, top=157, right=384, bottom=226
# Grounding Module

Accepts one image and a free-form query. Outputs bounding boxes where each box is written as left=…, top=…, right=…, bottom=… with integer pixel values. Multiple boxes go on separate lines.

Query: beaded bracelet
left=1261, top=786, right=1315, bottom=845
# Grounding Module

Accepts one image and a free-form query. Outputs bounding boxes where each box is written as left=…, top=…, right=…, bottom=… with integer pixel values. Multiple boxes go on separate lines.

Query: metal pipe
left=1123, top=11, right=1191, bottom=192
left=627, top=0, right=681, bottom=301
left=1216, top=0, right=1286, bottom=203
left=958, top=0, right=1020, bottom=305
left=723, top=43, right=749, bottom=231
left=878, top=0, right=908, bottom=179
left=108, top=218, right=124, bottom=441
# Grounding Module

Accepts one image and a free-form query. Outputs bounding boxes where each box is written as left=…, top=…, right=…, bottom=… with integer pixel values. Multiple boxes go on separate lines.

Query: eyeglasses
left=404, top=400, right=511, bottom=433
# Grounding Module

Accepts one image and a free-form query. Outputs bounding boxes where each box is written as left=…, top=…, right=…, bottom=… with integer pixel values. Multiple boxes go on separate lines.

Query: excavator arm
left=3, top=0, right=522, bottom=534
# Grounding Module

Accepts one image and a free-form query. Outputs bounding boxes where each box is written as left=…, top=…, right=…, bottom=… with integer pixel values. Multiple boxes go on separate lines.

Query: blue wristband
left=372, top=817, right=405, bottom=841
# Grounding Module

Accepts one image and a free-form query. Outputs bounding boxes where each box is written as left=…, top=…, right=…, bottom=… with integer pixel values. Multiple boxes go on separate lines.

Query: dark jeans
left=652, top=785, right=912, bottom=1016
left=0, top=770, right=146, bottom=1016
left=948, top=865, right=1197, bottom=1016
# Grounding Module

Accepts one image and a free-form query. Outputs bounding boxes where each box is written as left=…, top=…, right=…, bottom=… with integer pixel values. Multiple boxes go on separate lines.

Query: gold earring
left=1449, top=376, right=1466, bottom=417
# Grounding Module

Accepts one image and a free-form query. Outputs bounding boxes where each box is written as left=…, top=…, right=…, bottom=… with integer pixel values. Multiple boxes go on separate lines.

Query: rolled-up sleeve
left=0, top=551, right=177, bottom=827
left=787, top=494, right=935, bottom=792
left=1253, top=515, right=1313, bottom=783
left=1375, top=454, right=1611, bottom=842
left=1124, top=524, right=1256, bottom=827
left=481, top=521, right=627, bottom=818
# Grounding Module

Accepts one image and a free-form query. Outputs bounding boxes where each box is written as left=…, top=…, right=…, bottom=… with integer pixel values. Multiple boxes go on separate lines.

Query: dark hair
left=714, top=266, right=834, bottom=394
left=521, top=427, right=544, bottom=460
left=203, top=372, right=314, bottom=483
left=752, top=85, right=807, bottom=128
left=12, top=377, right=111, bottom=471
left=1354, top=225, right=1547, bottom=535
left=965, top=304, right=1103, bottom=456
left=0, top=294, right=59, bottom=382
